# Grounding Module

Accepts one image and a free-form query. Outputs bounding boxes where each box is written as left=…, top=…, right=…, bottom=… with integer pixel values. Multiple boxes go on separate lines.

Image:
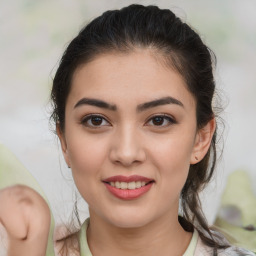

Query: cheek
left=67, top=133, right=109, bottom=179
left=149, top=134, right=195, bottom=191
left=67, top=135, right=110, bottom=204
left=151, top=134, right=194, bottom=169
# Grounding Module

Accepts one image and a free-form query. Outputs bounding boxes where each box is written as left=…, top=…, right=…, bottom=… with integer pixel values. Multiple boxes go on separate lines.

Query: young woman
left=0, top=4, right=254, bottom=256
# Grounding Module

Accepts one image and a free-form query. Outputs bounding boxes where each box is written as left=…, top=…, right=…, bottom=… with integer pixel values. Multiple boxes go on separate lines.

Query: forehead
left=69, top=50, right=195, bottom=110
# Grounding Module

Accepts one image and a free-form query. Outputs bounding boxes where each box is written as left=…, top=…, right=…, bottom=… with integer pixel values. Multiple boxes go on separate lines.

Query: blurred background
left=0, top=0, right=256, bottom=226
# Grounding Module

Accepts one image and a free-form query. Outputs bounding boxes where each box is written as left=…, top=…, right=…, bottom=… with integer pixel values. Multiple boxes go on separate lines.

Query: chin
left=106, top=211, right=154, bottom=229
left=111, top=219, right=150, bottom=229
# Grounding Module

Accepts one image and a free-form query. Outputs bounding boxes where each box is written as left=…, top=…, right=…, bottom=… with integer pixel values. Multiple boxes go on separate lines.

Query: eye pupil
left=153, top=116, right=164, bottom=125
left=91, top=116, right=102, bottom=125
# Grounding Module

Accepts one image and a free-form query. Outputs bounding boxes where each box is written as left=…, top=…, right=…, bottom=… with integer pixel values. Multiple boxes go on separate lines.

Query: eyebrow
left=137, top=96, right=184, bottom=111
left=74, top=98, right=117, bottom=111
left=74, top=96, right=184, bottom=112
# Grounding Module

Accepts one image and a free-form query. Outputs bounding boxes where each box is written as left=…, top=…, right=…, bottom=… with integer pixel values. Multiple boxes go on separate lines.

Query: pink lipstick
left=102, top=175, right=154, bottom=200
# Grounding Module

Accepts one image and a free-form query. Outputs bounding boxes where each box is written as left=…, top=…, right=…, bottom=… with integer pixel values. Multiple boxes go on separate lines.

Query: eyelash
left=80, top=114, right=177, bottom=129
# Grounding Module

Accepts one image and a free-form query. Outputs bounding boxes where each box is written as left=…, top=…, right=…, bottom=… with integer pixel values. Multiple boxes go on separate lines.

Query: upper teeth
left=110, top=181, right=147, bottom=189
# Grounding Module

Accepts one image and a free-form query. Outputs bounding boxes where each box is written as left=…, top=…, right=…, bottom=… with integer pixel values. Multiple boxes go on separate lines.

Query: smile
left=108, top=181, right=148, bottom=189
left=102, top=175, right=155, bottom=200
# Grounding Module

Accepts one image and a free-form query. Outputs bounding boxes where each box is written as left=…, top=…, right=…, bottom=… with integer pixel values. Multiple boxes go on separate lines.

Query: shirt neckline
left=79, top=218, right=199, bottom=256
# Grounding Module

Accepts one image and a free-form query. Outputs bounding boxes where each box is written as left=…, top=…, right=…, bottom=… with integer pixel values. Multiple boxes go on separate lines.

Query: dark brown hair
left=51, top=4, right=228, bottom=255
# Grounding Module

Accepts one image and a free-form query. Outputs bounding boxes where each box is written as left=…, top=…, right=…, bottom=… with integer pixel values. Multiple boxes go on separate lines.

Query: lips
left=102, top=175, right=153, bottom=183
left=102, top=175, right=155, bottom=200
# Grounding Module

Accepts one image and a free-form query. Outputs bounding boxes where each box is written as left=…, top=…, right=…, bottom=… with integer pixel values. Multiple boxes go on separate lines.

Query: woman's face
left=58, top=50, right=210, bottom=228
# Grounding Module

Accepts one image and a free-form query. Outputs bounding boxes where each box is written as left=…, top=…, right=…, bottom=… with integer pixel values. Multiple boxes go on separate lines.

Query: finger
left=0, top=185, right=51, bottom=256
left=0, top=185, right=28, bottom=240
left=0, top=221, right=8, bottom=256
left=0, top=185, right=51, bottom=240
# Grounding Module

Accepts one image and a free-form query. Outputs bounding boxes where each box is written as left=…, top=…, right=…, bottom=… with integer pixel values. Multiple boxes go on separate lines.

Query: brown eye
left=152, top=116, right=164, bottom=126
left=147, top=115, right=176, bottom=127
left=91, top=116, right=103, bottom=125
left=81, top=115, right=110, bottom=128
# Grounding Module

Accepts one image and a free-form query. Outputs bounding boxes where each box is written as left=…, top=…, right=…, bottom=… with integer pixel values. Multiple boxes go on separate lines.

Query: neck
left=87, top=210, right=192, bottom=256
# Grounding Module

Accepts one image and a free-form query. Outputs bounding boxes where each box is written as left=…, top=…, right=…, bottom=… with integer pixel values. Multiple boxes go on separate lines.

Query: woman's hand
left=0, top=185, right=51, bottom=256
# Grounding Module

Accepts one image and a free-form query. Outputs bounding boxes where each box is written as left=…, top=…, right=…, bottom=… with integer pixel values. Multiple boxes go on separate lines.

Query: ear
left=190, top=118, right=216, bottom=164
left=56, top=123, right=71, bottom=168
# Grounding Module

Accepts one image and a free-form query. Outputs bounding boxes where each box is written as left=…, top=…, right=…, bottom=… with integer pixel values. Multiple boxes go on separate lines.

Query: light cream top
left=79, top=218, right=199, bottom=256
left=78, top=218, right=255, bottom=256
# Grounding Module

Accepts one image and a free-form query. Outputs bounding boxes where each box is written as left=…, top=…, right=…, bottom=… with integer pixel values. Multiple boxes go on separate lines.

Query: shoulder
left=218, top=247, right=255, bottom=256
left=195, top=236, right=255, bottom=256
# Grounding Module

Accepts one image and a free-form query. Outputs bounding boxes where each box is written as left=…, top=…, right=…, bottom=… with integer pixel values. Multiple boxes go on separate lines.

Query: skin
left=0, top=185, right=50, bottom=256
left=0, top=49, right=215, bottom=255
left=57, top=49, right=216, bottom=256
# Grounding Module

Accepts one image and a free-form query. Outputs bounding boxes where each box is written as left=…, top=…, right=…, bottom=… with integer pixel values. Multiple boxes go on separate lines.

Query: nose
left=109, top=126, right=146, bottom=167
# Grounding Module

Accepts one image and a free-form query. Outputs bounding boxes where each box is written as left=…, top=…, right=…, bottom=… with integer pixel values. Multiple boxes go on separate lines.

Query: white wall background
left=0, top=0, right=256, bottom=225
